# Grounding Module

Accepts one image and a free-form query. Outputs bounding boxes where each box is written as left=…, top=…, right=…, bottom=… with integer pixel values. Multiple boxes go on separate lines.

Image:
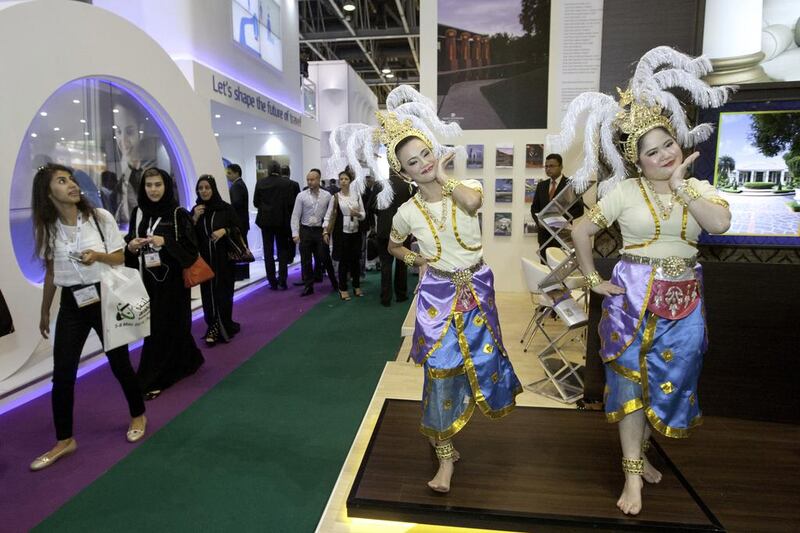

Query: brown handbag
left=174, top=207, right=215, bottom=288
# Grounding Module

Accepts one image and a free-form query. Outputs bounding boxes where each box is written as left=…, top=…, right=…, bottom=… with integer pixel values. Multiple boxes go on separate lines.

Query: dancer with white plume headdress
left=329, top=85, right=521, bottom=493
left=560, top=46, right=734, bottom=515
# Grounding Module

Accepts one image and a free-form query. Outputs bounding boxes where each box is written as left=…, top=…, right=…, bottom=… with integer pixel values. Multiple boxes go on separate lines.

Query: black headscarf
left=137, top=167, right=178, bottom=218
left=195, top=174, right=228, bottom=212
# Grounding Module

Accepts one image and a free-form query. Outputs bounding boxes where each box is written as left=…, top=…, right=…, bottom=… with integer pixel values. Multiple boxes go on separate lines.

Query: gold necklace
left=415, top=193, right=448, bottom=230
left=642, top=178, right=678, bottom=220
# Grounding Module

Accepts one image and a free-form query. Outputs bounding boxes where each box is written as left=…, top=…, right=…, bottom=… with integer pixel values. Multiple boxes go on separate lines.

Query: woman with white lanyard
left=31, top=164, right=146, bottom=471
left=323, top=169, right=366, bottom=300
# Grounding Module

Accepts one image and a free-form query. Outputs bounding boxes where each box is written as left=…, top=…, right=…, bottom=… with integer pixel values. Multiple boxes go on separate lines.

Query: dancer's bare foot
left=642, top=455, right=662, bottom=484
left=617, top=474, right=643, bottom=515
left=428, top=458, right=455, bottom=493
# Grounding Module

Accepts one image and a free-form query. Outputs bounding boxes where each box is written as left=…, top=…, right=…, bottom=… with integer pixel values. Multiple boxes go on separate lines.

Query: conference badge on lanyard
left=144, top=217, right=162, bottom=268
left=72, top=285, right=100, bottom=308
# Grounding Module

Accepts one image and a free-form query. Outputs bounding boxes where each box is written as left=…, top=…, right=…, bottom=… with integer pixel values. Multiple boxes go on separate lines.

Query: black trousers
left=337, top=232, right=362, bottom=291
left=52, top=285, right=145, bottom=440
left=261, top=225, right=292, bottom=285
left=377, top=236, right=408, bottom=305
left=299, top=225, right=337, bottom=290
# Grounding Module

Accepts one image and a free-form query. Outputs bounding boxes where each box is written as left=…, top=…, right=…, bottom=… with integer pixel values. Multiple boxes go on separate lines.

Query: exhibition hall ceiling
left=298, top=0, right=420, bottom=104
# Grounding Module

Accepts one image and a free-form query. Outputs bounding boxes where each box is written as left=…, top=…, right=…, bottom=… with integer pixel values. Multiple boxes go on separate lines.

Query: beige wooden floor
left=315, top=291, right=586, bottom=533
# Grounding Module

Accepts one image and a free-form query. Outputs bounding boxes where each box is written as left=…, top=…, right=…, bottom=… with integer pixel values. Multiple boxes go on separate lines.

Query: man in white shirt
left=291, top=169, right=338, bottom=296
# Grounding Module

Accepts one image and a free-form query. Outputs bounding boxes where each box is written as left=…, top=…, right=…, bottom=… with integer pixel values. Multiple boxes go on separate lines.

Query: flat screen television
left=694, top=98, right=800, bottom=247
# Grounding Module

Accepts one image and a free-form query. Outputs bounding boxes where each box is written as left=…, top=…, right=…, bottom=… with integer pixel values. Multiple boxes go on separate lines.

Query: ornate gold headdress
left=374, top=111, right=433, bottom=173
left=328, top=85, right=462, bottom=208
left=547, top=46, right=734, bottom=196
left=614, top=87, right=676, bottom=163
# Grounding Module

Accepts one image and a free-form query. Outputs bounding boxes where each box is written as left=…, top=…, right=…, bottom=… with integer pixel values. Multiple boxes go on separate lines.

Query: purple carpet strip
left=0, top=270, right=330, bottom=532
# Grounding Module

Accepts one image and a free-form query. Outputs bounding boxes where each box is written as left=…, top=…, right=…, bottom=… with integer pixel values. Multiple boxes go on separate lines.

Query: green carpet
left=35, top=273, right=412, bottom=533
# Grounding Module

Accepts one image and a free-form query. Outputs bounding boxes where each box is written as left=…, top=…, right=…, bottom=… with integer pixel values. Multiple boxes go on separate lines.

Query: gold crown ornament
left=614, top=87, right=676, bottom=164
left=374, top=111, right=433, bottom=172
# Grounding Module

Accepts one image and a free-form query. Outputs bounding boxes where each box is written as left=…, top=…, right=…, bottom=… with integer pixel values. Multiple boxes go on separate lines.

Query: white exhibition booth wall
left=419, top=0, right=603, bottom=292
left=0, top=0, right=320, bottom=399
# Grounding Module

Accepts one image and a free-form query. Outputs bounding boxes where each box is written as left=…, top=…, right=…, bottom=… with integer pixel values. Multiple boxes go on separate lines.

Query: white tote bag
left=100, top=266, right=151, bottom=352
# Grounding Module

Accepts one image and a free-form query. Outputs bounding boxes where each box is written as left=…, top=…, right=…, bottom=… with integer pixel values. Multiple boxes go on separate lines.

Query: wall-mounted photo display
left=495, top=178, right=513, bottom=203
left=494, top=212, right=512, bottom=236
left=525, top=143, right=544, bottom=168
left=466, top=144, right=484, bottom=168
left=524, top=178, right=538, bottom=203
left=444, top=144, right=455, bottom=170
left=232, top=0, right=283, bottom=71
left=437, top=0, right=551, bottom=129
left=523, top=213, right=537, bottom=236
left=495, top=144, right=514, bottom=168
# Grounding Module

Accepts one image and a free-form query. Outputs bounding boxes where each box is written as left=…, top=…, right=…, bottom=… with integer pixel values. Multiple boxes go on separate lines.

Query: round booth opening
left=10, top=78, right=190, bottom=284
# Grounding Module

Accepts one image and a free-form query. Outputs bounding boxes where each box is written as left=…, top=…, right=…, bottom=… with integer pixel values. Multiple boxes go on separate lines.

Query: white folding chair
left=520, top=257, right=585, bottom=403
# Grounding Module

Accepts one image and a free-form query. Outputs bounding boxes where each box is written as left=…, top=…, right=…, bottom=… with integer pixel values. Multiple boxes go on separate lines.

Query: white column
left=702, top=0, right=770, bottom=84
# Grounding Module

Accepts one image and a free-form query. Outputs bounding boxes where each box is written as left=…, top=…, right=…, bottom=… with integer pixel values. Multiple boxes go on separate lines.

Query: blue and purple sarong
left=411, top=263, right=522, bottom=441
left=599, top=259, right=706, bottom=438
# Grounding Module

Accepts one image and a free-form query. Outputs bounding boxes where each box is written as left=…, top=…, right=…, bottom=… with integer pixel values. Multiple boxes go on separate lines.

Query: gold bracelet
left=583, top=270, right=602, bottom=289
left=442, top=178, right=459, bottom=196
left=675, top=182, right=701, bottom=203
left=403, top=252, right=418, bottom=267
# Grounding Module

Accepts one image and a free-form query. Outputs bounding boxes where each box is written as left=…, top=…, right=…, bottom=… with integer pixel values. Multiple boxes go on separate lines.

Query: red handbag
left=174, top=207, right=215, bottom=288
left=183, top=256, right=214, bottom=288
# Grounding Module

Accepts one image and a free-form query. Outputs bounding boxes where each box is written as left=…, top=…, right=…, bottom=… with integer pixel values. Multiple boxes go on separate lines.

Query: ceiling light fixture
left=53, top=127, right=60, bottom=131
left=84, top=132, right=90, bottom=136
left=386, top=73, right=395, bottom=79
left=235, top=120, right=242, bottom=125
left=39, top=111, right=48, bottom=117
left=214, top=133, right=219, bottom=137
left=381, top=68, right=391, bottom=74
left=214, top=114, right=221, bottom=118
left=80, top=119, right=86, bottom=124
left=72, top=99, right=80, bottom=104
left=112, top=108, right=119, bottom=114
left=30, top=133, right=38, bottom=138
left=253, top=126, right=257, bottom=130
left=343, top=1, right=356, bottom=12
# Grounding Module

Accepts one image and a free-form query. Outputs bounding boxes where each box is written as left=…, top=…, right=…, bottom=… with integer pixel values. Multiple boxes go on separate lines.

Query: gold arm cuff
left=583, top=270, right=602, bottom=289
left=706, top=196, right=730, bottom=208
left=390, top=227, right=408, bottom=243
left=403, top=252, right=418, bottom=267
left=675, top=182, right=702, bottom=203
left=442, top=178, right=459, bottom=196
left=588, top=204, right=609, bottom=229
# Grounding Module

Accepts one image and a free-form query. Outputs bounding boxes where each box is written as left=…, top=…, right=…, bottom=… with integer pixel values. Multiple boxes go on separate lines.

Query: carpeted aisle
left=33, top=273, right=412, bottom=532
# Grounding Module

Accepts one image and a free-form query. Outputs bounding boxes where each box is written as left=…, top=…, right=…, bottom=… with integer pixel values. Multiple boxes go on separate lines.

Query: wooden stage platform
left=347, top=399, right=799, bottom=532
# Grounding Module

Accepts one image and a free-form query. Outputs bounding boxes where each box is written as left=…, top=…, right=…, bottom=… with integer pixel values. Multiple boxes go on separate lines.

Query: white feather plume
left=552, top=46, right=735, bottom=197
left=328, top=85, right=464, bottom=209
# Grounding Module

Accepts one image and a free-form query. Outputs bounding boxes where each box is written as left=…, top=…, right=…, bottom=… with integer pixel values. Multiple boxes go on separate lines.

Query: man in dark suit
left=226, top=163, right=251, bottom=281
left=530, top=153, right=584, bottom=262
left=373, top=173, right=415, bottom=307
left=253, top=161, right=299, bottom=290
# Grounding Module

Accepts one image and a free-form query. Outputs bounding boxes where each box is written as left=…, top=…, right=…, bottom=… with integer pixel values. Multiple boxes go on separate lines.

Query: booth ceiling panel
left=299, top=0, right=420, bottom=104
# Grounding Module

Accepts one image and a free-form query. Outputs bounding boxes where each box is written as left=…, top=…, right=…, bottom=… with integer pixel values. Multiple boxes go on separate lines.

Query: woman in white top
left=564, top=46, right=733, bottom=516
left=324, top=169, right=366, bottom=300
left=31, top=164, right=146, bottom=471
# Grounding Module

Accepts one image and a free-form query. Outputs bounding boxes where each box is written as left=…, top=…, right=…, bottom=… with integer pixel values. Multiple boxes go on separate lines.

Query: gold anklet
left=622, top=457, right=644, bottom=475
left=434, top=441, right=456, bottom=461
left=641, top=439, right=651, bottom=454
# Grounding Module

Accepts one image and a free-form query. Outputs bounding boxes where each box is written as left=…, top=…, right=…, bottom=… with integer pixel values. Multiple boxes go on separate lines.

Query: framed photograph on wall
left=466, top=144, right=484, bottom=168
left=694, top=91, right=800, bottom=247
left=524, top=178, right=538, bottom=203
left=495, top=144, right=514, bottom=168
left=495, top=178, right=513, bottom=203
left=525, top=144, right=544, bottom=168
left=494, top=212, right=512, bottom=236
left=436, top=0, right=551, bottom=129
left=523, top=213, right=537, bottom=236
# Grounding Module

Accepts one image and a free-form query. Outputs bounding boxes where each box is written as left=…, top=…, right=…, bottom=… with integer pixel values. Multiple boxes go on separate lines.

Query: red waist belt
left=647, top=279, right=700, bottom=320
